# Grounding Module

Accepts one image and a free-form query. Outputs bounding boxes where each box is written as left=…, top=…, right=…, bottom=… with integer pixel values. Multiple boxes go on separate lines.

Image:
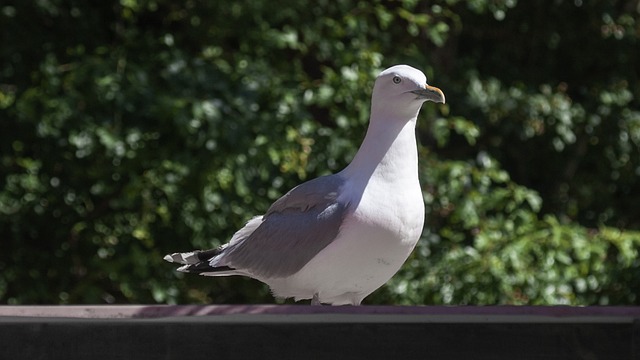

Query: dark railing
left=1, top=305, right=639, bottom=359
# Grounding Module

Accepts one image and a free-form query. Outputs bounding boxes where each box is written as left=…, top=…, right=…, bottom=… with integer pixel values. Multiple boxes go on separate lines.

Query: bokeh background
left=1, top=0, right=639, bottom=305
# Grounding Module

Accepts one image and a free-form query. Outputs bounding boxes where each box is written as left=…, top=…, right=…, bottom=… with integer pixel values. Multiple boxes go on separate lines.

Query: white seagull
left=164, top=65, right=445, bottom=305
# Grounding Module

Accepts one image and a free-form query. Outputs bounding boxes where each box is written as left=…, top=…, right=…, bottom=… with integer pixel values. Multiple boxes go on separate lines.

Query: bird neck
left=341, top=114, right=419, bottom=184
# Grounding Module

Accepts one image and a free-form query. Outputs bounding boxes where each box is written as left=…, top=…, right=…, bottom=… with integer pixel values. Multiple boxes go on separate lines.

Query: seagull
left=164, top=65, right=445, bottom=305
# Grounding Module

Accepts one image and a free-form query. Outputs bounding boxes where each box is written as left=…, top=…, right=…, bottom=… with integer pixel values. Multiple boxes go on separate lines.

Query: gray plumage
left=222, top=174, right=349, bottom=278
left=167, top=174, right=349, bottom=279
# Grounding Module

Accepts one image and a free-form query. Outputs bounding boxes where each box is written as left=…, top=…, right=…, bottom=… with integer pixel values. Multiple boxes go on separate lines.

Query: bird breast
left=343, top=174, right=425, bottom=246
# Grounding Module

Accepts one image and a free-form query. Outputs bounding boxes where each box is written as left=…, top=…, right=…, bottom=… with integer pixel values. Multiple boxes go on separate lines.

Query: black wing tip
left=178, top=262, right=236, bottom=274
left=164, top=247, right=225, bottom=265
left=195, top=248, right=224, bottom=261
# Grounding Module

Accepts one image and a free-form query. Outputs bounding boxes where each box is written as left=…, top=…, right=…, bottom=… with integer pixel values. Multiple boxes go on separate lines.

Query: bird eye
left=392, top=76, right=402, bottom=84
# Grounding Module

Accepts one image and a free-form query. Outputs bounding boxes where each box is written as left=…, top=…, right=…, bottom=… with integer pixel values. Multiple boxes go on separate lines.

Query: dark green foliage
left=1, top=0, right=639, bottom=305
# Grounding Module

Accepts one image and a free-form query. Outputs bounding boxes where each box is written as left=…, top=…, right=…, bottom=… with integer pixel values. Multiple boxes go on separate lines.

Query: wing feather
left=219, top=174, right=349, bottom=278
left=167, top=174, right=349, bottom=279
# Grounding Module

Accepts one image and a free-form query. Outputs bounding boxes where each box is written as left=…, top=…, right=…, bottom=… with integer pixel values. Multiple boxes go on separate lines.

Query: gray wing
left=220, top=174, right=350, bottom=278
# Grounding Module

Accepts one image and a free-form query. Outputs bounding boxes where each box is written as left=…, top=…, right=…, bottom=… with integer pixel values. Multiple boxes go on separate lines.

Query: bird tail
left=163, top=248, right=237, bottom=275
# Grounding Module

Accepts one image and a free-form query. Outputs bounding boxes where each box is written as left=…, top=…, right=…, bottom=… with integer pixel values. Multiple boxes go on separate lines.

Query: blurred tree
left=1, top=0, right=639, bottom=305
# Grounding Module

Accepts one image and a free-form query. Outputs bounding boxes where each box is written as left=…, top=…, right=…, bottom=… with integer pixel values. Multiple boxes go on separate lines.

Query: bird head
left=372, top=65, right=445, bottom=119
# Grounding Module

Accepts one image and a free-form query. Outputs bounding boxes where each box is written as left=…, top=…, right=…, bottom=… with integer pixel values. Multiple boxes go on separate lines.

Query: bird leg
left=311, top=293, right=322, bottom=306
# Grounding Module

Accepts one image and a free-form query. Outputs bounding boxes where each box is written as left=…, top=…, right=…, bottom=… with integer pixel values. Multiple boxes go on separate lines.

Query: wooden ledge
left=1, top=306, right=639, bottom=359
left=1, top=304, right=640, bottom=322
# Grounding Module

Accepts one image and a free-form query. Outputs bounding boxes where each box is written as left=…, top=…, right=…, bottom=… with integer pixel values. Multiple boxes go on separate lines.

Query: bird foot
left=311, top=293, right=322, bottom=306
